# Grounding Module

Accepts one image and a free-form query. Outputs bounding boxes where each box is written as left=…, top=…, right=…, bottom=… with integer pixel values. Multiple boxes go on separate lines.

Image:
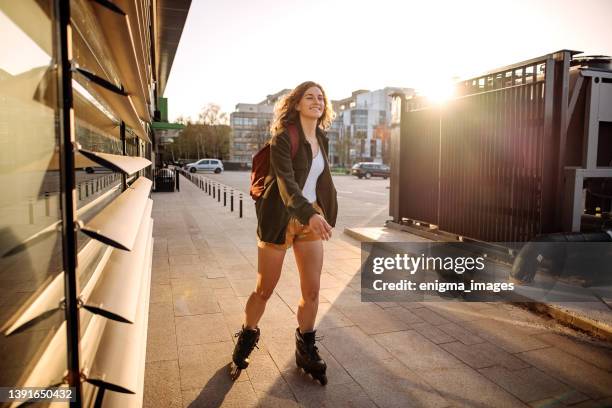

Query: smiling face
left=296, top=86, right=325, bottom=120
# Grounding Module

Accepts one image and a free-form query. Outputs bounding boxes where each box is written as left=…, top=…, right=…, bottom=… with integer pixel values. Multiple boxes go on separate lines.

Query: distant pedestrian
left=230, top=81, right=338, bottom=385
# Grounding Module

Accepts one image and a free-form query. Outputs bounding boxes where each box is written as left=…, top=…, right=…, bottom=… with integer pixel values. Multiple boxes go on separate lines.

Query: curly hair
left=270, top=81, right=335, bottom=137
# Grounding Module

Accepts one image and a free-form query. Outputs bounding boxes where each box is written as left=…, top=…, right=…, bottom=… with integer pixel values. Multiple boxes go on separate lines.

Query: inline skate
left=295, top=328, right=327, bottom=385
left=229, top=326, right=260, bottom=380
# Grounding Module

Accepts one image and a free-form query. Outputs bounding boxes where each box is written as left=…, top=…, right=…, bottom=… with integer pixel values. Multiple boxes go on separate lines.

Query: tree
left=165, top=104, right=232, bottom=161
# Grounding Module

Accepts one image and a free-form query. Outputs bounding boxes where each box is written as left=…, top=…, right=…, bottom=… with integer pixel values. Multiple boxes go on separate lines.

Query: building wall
left=0, top=0, right=171, bottom=405
left=330, top=87, right=414, bottom=166
left=229, top=90, right=289, bottom=163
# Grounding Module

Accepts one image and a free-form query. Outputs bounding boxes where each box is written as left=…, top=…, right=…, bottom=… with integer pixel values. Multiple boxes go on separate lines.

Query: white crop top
left=302, top=148, right=324, bottom=203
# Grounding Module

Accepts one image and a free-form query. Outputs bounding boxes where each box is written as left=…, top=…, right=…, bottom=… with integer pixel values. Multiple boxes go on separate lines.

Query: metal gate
left=390, top=50, right=612, bottom=242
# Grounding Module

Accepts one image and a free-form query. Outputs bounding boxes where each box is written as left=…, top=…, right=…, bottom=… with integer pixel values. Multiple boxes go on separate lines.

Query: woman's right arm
left=269, top=133, right=317, bottom=225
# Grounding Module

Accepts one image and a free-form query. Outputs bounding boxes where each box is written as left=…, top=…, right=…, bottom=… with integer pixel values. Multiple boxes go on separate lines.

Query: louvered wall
left=0, top=0, right=169, bottom=406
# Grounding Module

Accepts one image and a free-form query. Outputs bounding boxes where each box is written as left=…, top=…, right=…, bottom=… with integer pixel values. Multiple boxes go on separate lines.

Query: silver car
left=186, top=159, right=224, bottom=174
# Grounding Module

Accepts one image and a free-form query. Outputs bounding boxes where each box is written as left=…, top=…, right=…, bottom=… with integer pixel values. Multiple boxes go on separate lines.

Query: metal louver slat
left=78, top=148, right=151, bottom=175
left=81, top=176, right=152, bottom=251
left=98, top=238, right=153, bottom=408
left=114, top=0, right=150, bottom=105
left=74, top=68, right=149, bottom=142
left=74, top=91, right=120, bottom=138
left=82, top=199, right=152, bottom=323
left=7, top=310, right=105, bottom=408
left=2, top=240, right=111, bottom=336
left=86, top=220, right=153, bottom=395
left=90, top=0, right=150, bottom=122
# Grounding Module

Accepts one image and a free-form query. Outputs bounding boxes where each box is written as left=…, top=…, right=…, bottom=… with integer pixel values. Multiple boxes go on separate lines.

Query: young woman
left=230, top=81, right=338, bottom=385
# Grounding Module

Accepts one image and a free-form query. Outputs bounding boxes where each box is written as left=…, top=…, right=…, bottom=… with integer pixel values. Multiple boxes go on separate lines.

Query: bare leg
left=293, top=239, right=324, bottom=332
left=243, top=245, right=286, bottom=328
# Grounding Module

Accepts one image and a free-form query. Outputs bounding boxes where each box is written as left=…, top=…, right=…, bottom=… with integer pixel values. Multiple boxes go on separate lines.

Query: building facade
left=329, top=87, right=414, bottom=166
left=229, top=89, right=289, bottom=163
left=0, top=1, right=190, bottom=406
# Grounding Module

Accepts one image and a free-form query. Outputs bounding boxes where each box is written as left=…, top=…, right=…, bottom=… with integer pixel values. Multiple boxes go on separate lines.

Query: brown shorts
left=257, top=202, right=325, bottom=251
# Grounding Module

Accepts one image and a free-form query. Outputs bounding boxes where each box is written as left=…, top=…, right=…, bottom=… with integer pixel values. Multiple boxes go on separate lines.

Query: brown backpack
left=249, top=124, right=299, bottom=201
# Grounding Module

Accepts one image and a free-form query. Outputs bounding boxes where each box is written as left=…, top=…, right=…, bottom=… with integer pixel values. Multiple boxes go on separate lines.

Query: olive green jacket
left=255, top=121, right=338, bottom=244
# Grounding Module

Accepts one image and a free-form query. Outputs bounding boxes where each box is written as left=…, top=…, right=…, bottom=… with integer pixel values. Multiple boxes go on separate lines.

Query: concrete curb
left=343, top=227, right=612, bottom=342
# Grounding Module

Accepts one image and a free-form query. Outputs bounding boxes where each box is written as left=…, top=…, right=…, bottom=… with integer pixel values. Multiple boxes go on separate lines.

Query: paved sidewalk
left=144, top=176, right=612, bottom=408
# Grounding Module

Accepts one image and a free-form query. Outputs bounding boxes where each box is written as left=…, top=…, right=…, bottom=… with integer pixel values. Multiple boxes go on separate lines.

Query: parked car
left=185, top=158, right=224, bottom=174
left=351, top=162, right=390, bottom=179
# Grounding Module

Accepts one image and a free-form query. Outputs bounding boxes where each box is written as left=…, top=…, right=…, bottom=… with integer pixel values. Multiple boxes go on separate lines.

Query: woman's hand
left=308, top=214, right=333, bottom=240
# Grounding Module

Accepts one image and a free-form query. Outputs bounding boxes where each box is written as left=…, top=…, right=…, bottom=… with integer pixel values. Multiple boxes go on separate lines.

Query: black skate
left=295, top=328, right=327, bottom=385
left=229, top=326, right=260, bottom=381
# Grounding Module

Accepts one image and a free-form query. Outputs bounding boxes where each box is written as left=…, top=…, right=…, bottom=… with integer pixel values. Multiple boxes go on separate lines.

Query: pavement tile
left=462, top=318, right=550, bottom=353
left=478, top=366, right=588, bottom=405
left=339, top=303, right=410, bottom=334
left=144, top=360, right=182, bottom=408
left=172, top=282, right=220, bottom=316
left=230, top=278, right=257, bottom=297
left=567, top=398, right=612, bottom=408
left=319, top=326, right=395, bottom=372
left=318, top=286, right=363, bottom=308
left=418, top=366, right=527, bottom=408
left=373, top=330, right=464, bottom=371
left=176, top=313, right=233, bottom=346
left=437, top=322, right=485, bottom=345
left=152, top=265, right=170, bottom=285
left=178, top=342, right=246, bottom=390
left=534, top=332, right=612, bottom=371
left=410, top=307, right=452, bottom=325
left=255, top=386, right=300, bottom=408
left=440, top=341, right=530, bottom=370
left=244, top=353, right=285, bottom=392
left=169, top=245, right=199, bottom=255
left=146, top=302, right=178, bottom=362
left=217, top=296, right=247, bottom=315
left=517, top=347, right=612, bottom=399
left=314, top=302, right=354, bottom=330
left=349, top=357, right=449, bottom=408
left=282, top=371, right=376, bottom=408
left=214, top=287, right=237, bottom=297
left=150, top=283, right=173, bottom=304
left=169, top=254, right=201, bottom=266
left=319, top=272, right=344, bottom=289
left=410, top=322, right=456, bottom=344
left=182, top=380, right=257, bottom=408
left=384, top=306, right=425, bottom=325
left=170, top=263, right=206, bottom=279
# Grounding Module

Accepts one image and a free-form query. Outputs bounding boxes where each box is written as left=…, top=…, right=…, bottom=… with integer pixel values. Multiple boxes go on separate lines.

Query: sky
left=3, top=0, right=610, bottom=123
left=164, top=0, right=612, bottom=122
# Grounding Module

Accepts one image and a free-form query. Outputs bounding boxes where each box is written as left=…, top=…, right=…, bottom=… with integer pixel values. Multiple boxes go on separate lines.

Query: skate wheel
left=229, top=363, right=243, bottom=381
left=317, top=375, right=328, bottom=386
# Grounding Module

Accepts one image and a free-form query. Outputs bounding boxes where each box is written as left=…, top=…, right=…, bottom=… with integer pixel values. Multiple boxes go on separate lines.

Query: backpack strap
left=286, top=124, right=300, bottom=159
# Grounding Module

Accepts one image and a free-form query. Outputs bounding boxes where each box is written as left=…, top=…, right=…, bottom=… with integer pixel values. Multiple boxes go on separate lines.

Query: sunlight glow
left=418, top=80, right=457, bottom=104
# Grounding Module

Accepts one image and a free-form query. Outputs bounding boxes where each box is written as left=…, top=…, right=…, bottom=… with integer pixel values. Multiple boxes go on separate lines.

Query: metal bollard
left=239, top=193, right=243, bottom=218
left=45, top=192, right=50, bottom=216
left=231, top=190, right=234, bottom=212
left=217, top=184, right=221, bottom=202
left=205, top=179, right=208, bottom=193
left=78, top=184, right=82, bottom=201
left=223, top=187, right=226, bottom=206
left=213, top=183, right=216, bottom=199
left=29, top=198, right=34, bottom=224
